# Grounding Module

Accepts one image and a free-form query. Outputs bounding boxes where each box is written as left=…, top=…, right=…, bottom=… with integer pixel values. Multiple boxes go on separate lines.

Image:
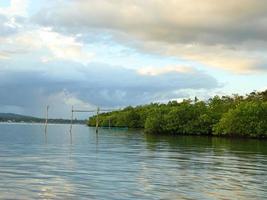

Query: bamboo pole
left=70, top=106, right=74, bottom=134
left=96, top=107, right=100, bottom=133
left=44, top=105, right=49, bottom=133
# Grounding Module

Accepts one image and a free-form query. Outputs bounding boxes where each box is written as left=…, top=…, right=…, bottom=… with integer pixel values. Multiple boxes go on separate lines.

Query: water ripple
left=0, top=124, right=267, bottom=199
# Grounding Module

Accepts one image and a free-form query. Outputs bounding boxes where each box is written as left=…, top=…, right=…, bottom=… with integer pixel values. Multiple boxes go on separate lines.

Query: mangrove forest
left=88, top=90, right=267, bottom=138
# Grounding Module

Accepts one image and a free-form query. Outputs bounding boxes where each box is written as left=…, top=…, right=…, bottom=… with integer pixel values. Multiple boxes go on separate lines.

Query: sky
left=0, top=0, right=267, bottom=118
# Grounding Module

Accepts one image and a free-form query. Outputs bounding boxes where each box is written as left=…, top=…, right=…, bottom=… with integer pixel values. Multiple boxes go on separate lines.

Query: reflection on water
left=0, top=124, right=267, bottom=199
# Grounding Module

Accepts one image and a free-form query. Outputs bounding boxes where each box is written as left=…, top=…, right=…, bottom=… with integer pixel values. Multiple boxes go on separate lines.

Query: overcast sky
left=1, top=0, right=267, bottom=118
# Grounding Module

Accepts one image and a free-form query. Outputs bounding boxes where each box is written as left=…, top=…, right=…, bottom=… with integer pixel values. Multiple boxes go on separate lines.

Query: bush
left=213, top=101, right=267, bottom=137
left=144, top=110, right=166, bottom=134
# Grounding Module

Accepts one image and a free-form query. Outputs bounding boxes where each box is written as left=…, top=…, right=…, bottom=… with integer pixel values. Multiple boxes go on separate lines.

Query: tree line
left=88, top=90, right=267, bottom=138
left=0, top=113, right=86, bottom=124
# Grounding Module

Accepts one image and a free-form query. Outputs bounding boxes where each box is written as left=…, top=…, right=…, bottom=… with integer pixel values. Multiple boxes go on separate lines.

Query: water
left=0, top=124, right=267, bottom=200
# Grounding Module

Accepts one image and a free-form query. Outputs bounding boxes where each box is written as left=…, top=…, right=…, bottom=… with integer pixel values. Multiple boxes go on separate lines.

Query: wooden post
left=70, top=106, right=74, bottom=134
left=96, top=107, right=100, bottom=133
left=109, top=118, right=111, bottom=129
left=44, top=105, right=49, bottom=134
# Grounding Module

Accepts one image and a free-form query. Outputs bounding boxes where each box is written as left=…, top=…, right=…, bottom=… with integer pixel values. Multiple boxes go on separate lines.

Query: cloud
left=0, top=0, right=28, bottom=17
left=0, top=15, right=19, bottom=37
left=36, top=0, right=267, bottom=44
left=16, top=27, right=94, bottom=64
left=35, top=0, right=267, bottom=73
left=0, top=61, right=219, bottom=117
left=137, top=65, right=193, bottom=76
left=0, top=0, right=93, bottom=64
left=142, top=42, right=267, bottom=74
left=0, top=51, right=10, bottom=59
left=0, top=26, right=94, bottom=64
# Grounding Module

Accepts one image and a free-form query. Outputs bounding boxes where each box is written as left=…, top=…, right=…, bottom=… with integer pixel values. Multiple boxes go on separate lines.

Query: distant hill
left=0, top=113, right=86, bottom=124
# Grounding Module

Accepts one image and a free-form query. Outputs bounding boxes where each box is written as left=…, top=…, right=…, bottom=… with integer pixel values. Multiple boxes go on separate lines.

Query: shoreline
left=88, top=125, right=267, bottom=140
left=0, top=122, right=86, bottom=126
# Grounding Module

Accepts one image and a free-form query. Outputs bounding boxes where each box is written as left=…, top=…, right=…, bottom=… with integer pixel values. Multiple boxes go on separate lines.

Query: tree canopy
left=88, top=90, right=267, bottom=138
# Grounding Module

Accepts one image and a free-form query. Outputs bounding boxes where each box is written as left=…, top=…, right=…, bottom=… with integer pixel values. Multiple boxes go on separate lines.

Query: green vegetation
left=88, top=90, right=267, bottom=138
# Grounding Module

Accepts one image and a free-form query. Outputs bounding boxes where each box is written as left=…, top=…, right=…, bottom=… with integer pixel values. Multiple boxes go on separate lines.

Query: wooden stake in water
left=96, top=107, right=100, bottom=133
left=69, top=106, right=74, bottom=144
left=44, top=105, right=49, bottom=137
left=70, top=106, right=74, bottom=134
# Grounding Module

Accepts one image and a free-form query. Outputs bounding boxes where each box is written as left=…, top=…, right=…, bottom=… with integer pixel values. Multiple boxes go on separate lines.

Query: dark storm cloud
left=0, top=61, right=220, bottom=117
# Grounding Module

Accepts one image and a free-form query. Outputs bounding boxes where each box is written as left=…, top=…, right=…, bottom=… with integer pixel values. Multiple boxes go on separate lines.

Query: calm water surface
left=0, top=123, right=267, bottom=200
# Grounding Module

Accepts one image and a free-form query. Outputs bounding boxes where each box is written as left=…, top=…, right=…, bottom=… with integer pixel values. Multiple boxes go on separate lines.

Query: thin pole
left=109, top=118, right=111, bottom=129
left=44, top=105, right=49, bottom=133
left=70, top=106, right=74, bottom=134
left=96, top=107, right=100, bottom=133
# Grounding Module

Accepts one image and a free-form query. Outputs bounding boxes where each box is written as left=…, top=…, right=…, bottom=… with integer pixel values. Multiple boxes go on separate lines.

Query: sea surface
left=0, top=123, right=267, bottom=200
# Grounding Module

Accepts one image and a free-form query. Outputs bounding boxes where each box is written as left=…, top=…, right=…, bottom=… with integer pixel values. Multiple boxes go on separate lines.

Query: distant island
left=0, top=113, right=86, bottom=124
left=88, top=90, right=267, bottom=138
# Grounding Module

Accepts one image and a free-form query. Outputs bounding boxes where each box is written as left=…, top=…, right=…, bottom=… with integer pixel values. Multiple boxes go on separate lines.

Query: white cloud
left=1, top=27, right=94, bottom=64
left=0, top=52, right=9, bottom=59
left=0, top=0, right=28, bottom=17
left=143, top=42, right=267, bottom=74
left=137, top=65, right=193, bottom=76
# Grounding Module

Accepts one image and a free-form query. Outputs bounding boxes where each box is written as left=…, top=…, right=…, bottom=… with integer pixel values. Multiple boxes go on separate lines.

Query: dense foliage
left=88, top=90, right=267, bottom=138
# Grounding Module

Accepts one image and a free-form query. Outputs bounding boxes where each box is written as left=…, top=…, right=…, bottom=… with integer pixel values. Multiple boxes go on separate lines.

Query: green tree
left=213, top=101, right=267, bottom=137
left=144, top=109, right=166, bottom=134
